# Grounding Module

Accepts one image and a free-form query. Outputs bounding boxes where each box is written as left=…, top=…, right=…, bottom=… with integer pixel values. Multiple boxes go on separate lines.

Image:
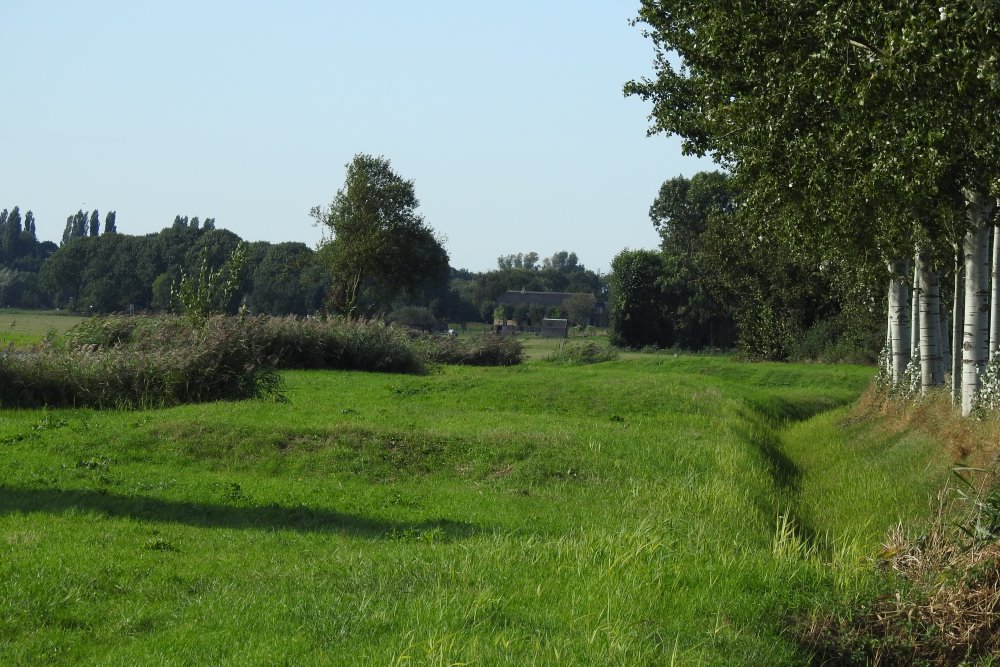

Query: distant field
left=0, top=350, right=947, bottom=664
left=0, top=310, right=87, bottom=348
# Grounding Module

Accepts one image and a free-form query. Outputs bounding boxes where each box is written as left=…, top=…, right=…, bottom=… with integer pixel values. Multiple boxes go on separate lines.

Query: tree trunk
left=911, top=258, right=921, bottom=359
left=941, top=307, right=951, bottom=377
left=991, top=225, right=1000, bottom=361
left=917, top=251, right=943, bottom=391
left=887, top=259, right=911, bottom=386
left=952, top=247, right=964, bottom=405
left=961, top=192, right=995, bottom=416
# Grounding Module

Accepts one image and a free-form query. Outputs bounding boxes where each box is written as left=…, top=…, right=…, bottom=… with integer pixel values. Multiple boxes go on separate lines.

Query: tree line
left=626, top=0, right=1000, bottom=414
left=0, top=154, right=609, bottom=326
left=609, top=171, right=883, bottom=360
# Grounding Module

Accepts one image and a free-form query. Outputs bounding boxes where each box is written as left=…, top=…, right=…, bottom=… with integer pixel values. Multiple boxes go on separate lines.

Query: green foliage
left=387, top=306, right=441, bottom=332
left=562, top=292, right=597, bottom=326
left=171, top=242, right=249, bottom=323
left=608, top=249, right=671, bottom=348
left=312, top=154, right=450, bottom=317
left=624, top=0, right=1000, bottom=361
left=976, top=357, right=1000, bottom=412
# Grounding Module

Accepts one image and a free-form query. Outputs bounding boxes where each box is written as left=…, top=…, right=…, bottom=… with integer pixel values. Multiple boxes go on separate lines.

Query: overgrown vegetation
left=545, top=341, right=620, bottom=365
left=414, top=332, right=524, bottom=367
left=798, top=388, right=1000, bottom=664
left=1, top=315, right=527, bottom=409
left=1, top=316, right=283, bottom=408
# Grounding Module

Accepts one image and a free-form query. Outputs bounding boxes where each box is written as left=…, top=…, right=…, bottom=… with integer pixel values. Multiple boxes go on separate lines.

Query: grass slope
left=0, top=356, right=949, bottom=665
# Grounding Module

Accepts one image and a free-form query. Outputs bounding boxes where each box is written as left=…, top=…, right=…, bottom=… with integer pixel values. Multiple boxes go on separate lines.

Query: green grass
left=0, top=355, right=950, bottom=665
left=0, top=311, right=87, bottom=348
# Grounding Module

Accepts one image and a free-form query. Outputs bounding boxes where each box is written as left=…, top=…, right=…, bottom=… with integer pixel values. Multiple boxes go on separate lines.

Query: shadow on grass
left=0, top=485, right=478, bottom=540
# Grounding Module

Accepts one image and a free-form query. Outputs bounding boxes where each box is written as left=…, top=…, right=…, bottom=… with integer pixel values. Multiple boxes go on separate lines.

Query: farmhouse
left=496, top=290, right=608, bottom=330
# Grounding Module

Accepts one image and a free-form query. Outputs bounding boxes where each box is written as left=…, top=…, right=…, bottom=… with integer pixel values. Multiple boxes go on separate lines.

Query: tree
left=171, top=243, right=249, bottom=323
left=626, top=0, right=1000, bottom=411
left=564, top=293, right=597, bottom=327
left=89, top=210, right=100, bottom=237
left=311, top=154, right=449, bottom=316
left=104, top=211, right=117, bottom=234
left=651, top=171, right=736, bottom=349
left=609, top=249, right=671, bottom=348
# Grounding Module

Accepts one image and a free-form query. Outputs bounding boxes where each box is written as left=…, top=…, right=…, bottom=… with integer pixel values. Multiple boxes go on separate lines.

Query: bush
left=415, top=334, right=523, bottom=367
left=785, top=315, right=883, bottom=364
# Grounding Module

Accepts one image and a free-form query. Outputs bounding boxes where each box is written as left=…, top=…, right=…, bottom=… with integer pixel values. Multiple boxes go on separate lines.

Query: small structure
left=497, top=290, right=608, bottom=329
left=541, top=318, right=568, bottom=338
left=494, top=318, right=518, bottom=335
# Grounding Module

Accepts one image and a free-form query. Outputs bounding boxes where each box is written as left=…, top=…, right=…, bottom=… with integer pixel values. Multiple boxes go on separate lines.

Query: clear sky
left=2, top=1, right=716, bottom=274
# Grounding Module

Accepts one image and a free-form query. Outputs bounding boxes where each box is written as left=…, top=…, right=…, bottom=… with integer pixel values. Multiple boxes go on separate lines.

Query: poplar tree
left=626, top=0, right=1000, bottom=413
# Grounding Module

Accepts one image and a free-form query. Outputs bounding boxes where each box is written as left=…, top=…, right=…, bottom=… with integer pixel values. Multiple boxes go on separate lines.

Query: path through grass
left=0, top=356, right=949, bottom=665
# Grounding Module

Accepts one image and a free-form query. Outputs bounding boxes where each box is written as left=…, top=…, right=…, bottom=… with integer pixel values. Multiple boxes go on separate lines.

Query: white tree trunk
left=911, top=258, right=921, bottom=358
left=991, top=225, right=1000, bottom=361
left=961, top=192, right=995, bottom=416
left=887, top=259, right=911, bottom=386
left=952, top=248, right=964, bottom=405
left=917, top=251, right=943, bottom=391
left=941, top=308, right=951, bottom=376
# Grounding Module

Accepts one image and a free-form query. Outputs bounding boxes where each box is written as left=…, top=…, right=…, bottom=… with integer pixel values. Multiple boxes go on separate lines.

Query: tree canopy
left=311, top=154, right=449, bottom=317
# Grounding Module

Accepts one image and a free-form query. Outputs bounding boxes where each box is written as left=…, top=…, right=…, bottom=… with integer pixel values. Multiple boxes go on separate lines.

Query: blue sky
left=2, top=2, right=716, bottom=273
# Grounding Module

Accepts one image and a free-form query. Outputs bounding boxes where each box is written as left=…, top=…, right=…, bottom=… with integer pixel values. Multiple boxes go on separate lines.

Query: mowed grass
left=0, top=311, right=87, bottom=348
left=0, top=355, right=950, bottom=665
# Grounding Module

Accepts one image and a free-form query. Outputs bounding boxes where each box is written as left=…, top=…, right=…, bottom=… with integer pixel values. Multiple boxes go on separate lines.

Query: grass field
left=0, top=316, right=952, bottom=664
left=0, top=310, right=86, bottom=348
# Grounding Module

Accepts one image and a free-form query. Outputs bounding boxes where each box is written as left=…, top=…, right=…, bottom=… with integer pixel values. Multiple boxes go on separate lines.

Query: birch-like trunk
left=887, top=259, right=911, bottom=386
left=961, top=192, right=995, bottom=416
left=941, top=308, right=951, bottom=376
left=911, top=259, right=921, bottom=358
left=917, top=251, right=943, bottom=391
left=991, top=225, right=1000, bottom=361
left=952, top=248, right=964, bottom=405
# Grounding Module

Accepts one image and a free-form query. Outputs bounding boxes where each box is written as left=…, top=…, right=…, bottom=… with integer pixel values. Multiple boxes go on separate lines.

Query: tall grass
left=61, top=314, right=523, bottom=372
left=414, top=333, right=523, bottom=366
left=2, top=316, right=282, bottom=408
left=2, top=315, right=526, bottom=409
left=248, top=316, right=424, bottom=373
